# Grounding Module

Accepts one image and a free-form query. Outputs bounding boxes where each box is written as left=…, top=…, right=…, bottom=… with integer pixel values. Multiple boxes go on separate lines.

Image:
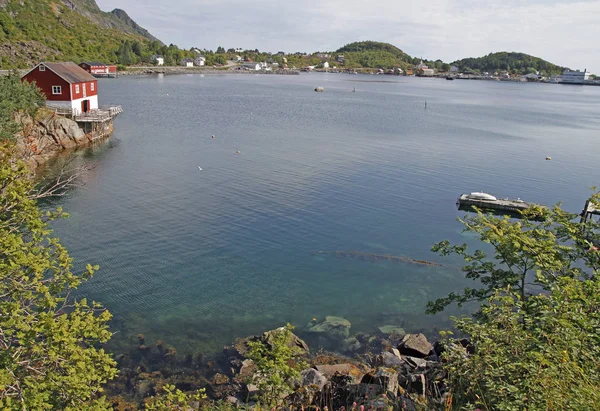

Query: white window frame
left=39, top=65, right=46, bottom=72
left=91, top=82, right=94, bottom=91
left=52, top=86, right=62, bottom=95
left=75, top=84, right=80, bottom=94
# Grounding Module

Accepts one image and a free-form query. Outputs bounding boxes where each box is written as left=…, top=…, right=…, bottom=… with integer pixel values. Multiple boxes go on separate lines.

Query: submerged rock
left=306, top=316, right=351, bottom=341
left=379, top=325, right=406, bottom=336
left=340, top=336, right=361, bottom=353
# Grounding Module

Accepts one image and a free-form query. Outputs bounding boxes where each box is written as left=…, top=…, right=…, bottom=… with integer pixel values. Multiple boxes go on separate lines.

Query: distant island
left=0, top=0, right=585, bottom=78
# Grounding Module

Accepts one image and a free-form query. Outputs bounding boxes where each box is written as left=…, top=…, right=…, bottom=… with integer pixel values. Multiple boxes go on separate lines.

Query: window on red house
left=52, top=86, right=62, bottom=95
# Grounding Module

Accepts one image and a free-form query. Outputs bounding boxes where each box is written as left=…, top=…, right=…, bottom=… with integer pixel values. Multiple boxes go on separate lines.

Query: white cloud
left=97, top=0, right=600, bottom=72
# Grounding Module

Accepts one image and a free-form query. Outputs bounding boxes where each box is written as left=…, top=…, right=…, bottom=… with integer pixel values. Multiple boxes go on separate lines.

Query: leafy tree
left=0, top=74, right=45, bottom=141
left=437, top=196, right=600, bottom=410
left=426, top=200, right=600, bottom=314
left=0, top=74, right=117, bottom=409
left=443, top=277, right=600, bottom=410
left=216, top=46, right=225, bottom=53
left=246, top=324, right=307, bottom=408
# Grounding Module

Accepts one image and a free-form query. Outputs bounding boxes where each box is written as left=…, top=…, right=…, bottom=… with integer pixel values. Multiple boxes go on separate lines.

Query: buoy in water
left=236, top=150, right=241, bottom=154
left=546, top=156, right=552, bottom=161
left=212, top=135, right=215, bottom=139
left=197, top=166, right=203, bottom=171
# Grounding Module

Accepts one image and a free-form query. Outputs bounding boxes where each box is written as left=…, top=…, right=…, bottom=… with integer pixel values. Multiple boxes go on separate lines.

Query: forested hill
left=335, top=41, right=416, bottom=69
left=451, top=52, right=565, bottom=75
left=0, top=0, right=162, bottom=68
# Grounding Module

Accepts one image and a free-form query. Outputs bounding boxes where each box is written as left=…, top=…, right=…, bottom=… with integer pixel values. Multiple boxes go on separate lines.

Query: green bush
left=443, top=278, right=600, bottom=410
left=246, top=324, right=307, bottom=408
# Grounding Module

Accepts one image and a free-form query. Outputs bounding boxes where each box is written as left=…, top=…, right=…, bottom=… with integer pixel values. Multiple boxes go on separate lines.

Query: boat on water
left=446, top=76, right=455, bottom=80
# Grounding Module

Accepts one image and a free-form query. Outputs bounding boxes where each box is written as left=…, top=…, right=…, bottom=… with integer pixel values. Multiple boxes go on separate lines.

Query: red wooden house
left=22, top=62, right=98, bottom=114
left=79, top=61, right=117, bottom=78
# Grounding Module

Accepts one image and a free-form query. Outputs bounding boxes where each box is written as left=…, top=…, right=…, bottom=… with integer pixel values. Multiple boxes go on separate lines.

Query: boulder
left=378, top=351, right=403, bottom=368
left=363, top=368, right=398, bottom=397
left=403, top=356, right=427, bottom=369
left=398, top=334, right=433, bottom=358
left=301, top=368, right=327, bottom=391
left=315, top=363, right=364, bottom=384
left=306, top=316, right=351, bottom=341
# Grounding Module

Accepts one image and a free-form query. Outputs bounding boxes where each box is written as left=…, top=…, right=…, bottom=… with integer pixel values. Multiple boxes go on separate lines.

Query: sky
left=96, top=0, right=600, bottom=73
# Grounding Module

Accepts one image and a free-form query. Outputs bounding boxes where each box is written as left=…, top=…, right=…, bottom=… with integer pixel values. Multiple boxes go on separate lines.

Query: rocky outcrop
left=16, top=110, right=106, bottom=168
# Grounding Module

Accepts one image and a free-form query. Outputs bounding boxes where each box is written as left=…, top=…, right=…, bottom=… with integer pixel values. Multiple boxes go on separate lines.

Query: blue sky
left=97, top=0, right=599, bottom=73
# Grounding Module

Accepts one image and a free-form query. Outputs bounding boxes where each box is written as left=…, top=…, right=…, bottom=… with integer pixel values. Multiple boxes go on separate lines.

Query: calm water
left=45, top=73, right=600, bottom=354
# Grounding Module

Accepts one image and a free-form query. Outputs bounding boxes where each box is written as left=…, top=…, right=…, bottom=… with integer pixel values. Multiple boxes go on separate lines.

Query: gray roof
left=42, top=62, right=96, bottom=84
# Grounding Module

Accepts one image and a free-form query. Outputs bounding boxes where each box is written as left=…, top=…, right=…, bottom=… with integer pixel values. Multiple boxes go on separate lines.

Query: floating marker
left=198, top=166, right=203, bottom=171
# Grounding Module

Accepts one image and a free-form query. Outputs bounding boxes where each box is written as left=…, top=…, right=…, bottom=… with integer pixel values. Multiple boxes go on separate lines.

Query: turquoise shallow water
left=45, top=73, right=600, bottom=354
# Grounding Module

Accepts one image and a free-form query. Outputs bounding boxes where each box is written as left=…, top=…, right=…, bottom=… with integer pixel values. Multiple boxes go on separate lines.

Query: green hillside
left=451, top=52, right=565, bottom=75
left=0, top=0, right=161, bottom=68
left=335, top=41, right=415, bottom=69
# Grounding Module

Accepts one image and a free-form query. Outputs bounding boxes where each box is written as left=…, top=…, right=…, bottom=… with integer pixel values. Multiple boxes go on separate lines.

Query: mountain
left=335, top=41, right=415, bottom=69
left=0, top=0, right=161, bottom=68
left=451, top=52, right=565, bottom=75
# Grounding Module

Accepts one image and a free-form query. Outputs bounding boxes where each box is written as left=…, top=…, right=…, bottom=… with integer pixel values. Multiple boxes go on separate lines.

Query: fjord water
left=47, top=73, right=600, bottom=353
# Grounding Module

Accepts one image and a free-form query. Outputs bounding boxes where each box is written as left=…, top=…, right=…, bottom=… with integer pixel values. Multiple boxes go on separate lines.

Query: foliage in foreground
left=444, top=278, right=600, bottom=410
left=143, top=384, right=206, bottom=410
left=433, top=197, right=600, bottom=410
left=246, top=324, right=307, bottom=408
left=0, top=73, right=117, bottom=409
left=427, top=200, right=600, bottom=314
left=0, top=74, right=45, bottom=141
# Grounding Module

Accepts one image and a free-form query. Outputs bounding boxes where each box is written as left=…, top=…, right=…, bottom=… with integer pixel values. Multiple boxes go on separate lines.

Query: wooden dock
left=53, top=105, right=123, bottom=140
left=457, top=194, right=541, bottom=216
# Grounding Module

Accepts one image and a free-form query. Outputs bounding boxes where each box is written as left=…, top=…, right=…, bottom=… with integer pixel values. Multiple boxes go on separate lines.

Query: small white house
left=242, top=62, right=262, bottom=71
left=450, top=66, right=459, bottom=73
left=152, top=55, right=164, bottom=66
left=323, top=61, right=330, bottom=69
left=181, top=58, right=194, bottom=67
left=194, top=55, right=206, bottom=66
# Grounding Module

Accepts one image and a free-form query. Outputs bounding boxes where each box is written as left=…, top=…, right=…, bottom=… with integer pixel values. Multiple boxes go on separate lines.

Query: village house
left=194, top=55, right=206, bottom=66
left=242, top=62, right=262, bottom=71
left=22, top=62, right=98, bottom=114
left=79, top=61, right=117, bottom=78
left=151, top=55, right=164, bottom=66
left=181, top=58, right=194, bottom=67
left=323, top=61, right=330, bottom=69
left=337, top=55, right=345, bottom=63
left=450, top=66, right=459, bottom=73
left=415, top=60, right=434, bottom=76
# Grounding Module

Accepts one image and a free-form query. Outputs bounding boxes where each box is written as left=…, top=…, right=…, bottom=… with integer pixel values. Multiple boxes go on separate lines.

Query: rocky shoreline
left=108, top=317, right=455, bottom=410
left=16, top=108, right=112, bottom=168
